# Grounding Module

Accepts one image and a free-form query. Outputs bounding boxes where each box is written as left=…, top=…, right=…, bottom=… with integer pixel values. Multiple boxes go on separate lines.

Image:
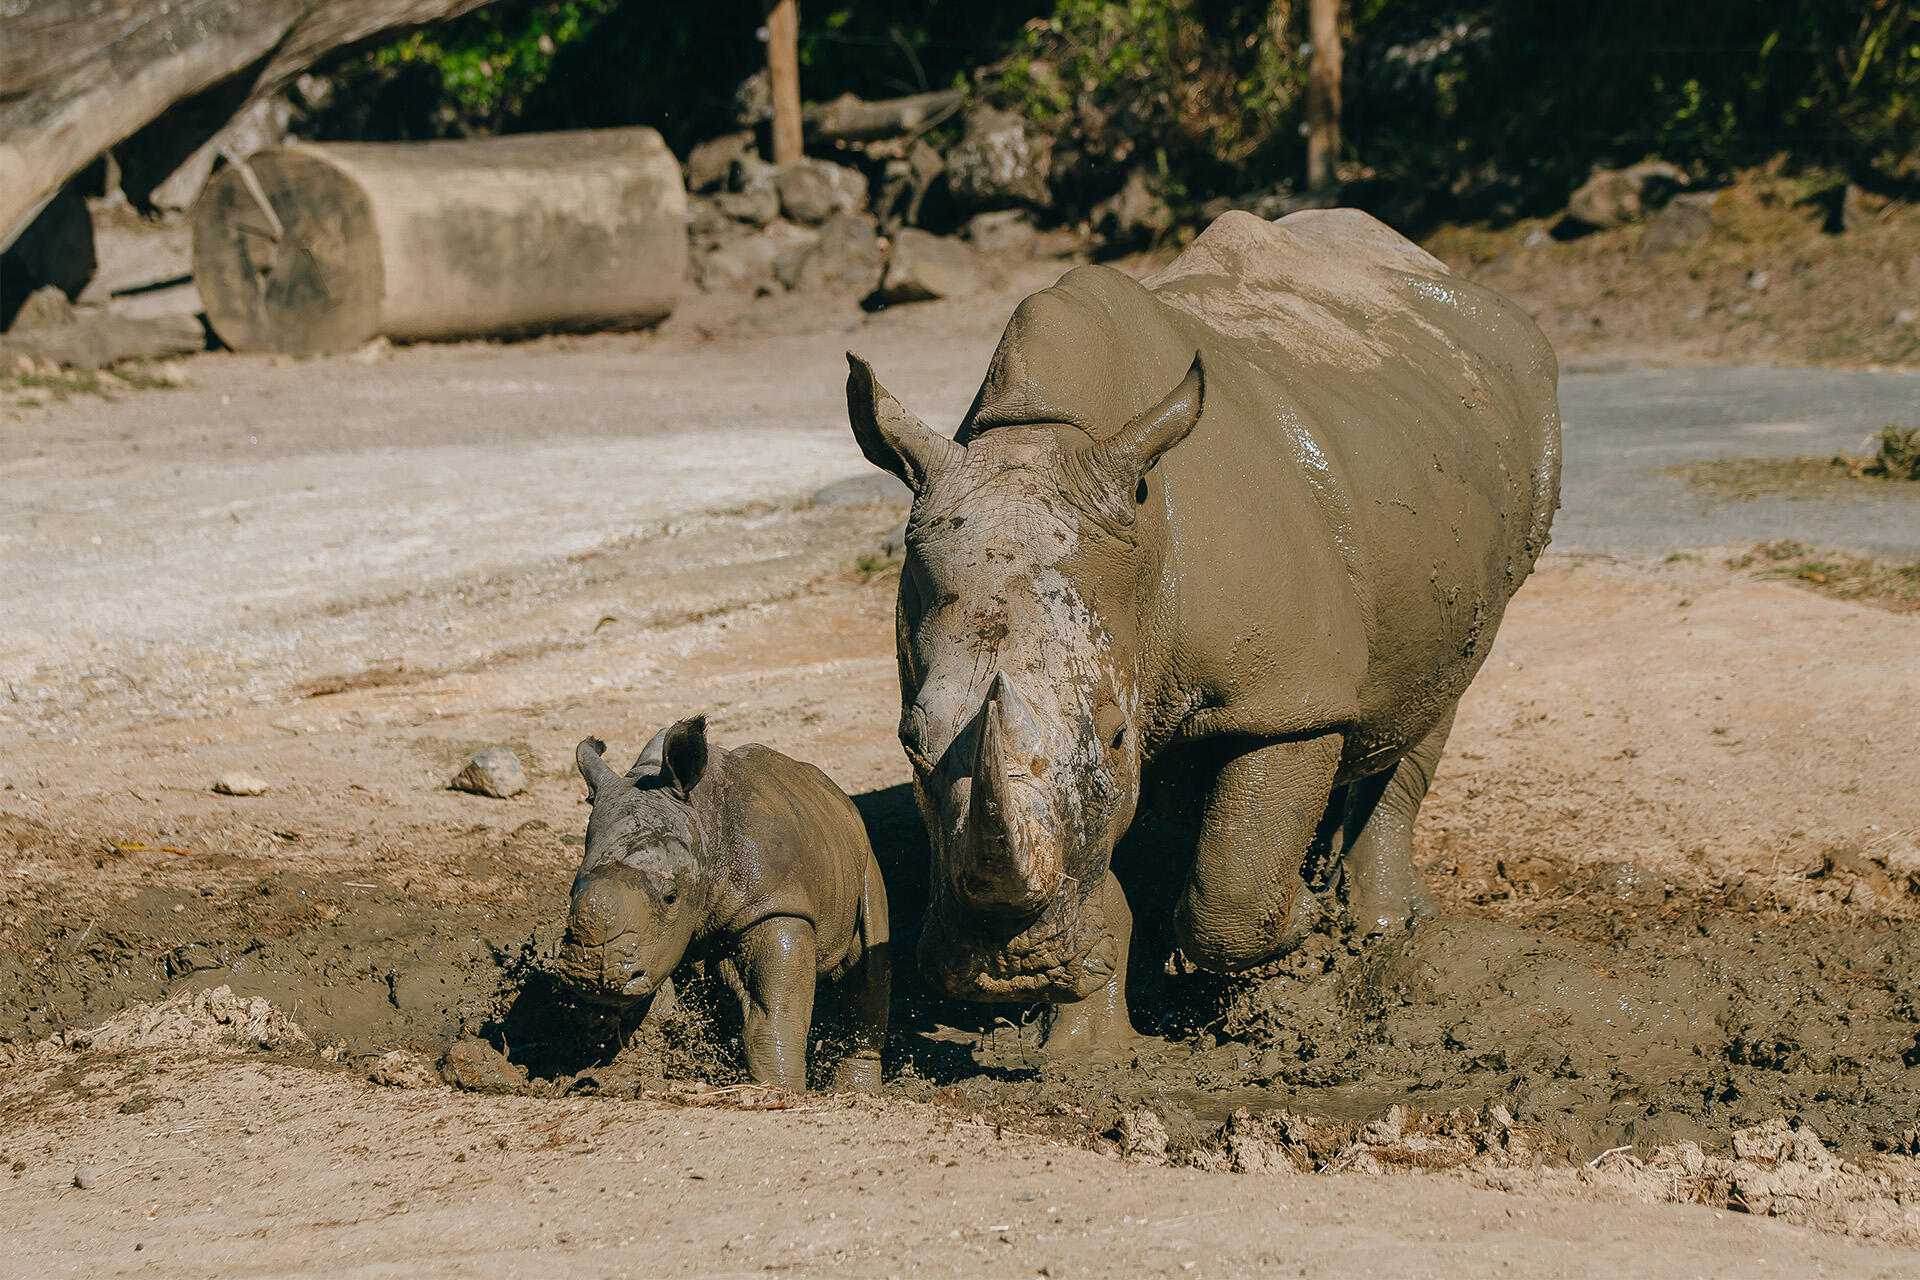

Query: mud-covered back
left=956, top=209, right=1561, bottom=762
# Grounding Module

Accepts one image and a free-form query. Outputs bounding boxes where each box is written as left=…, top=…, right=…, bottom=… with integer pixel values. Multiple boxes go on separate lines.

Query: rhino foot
left=1036, top=871, right=1136, bottom=1057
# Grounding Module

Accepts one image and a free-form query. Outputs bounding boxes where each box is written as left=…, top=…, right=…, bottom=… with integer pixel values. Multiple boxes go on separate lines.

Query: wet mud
left=8, top=785, right=1920, bottom=1166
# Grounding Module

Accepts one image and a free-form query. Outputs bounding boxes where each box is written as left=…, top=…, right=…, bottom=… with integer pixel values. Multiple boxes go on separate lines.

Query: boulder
left=944, top=105, right=1051, bottom=209
left=775, top=159, right=867, bottom=226
left=963, top=209, right=1037, bottom=256
left=1091, top=171, right=1173, bottom=251
left=685, top=131, right=756, bottom=195
left=716, top=153, right=781, bottom=226
left=871, top=229, right=977, bottom=305
left=1565, top=159, right=1689, bottom=230
left=0, top=184, right=94, bottom=330
left=783, top=211, right=881, bottom=291
left=8, top=285, right=75, bottom=332
left=686, top=196, right=732, bottom=240
left=1636, top=191, right=1718, bottom=259
left=876, top=140, right=945, bottom=228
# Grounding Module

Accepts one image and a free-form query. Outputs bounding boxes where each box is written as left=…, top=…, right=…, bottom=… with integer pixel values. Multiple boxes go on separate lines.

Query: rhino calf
left=557, top=717, right=890, bottom=1091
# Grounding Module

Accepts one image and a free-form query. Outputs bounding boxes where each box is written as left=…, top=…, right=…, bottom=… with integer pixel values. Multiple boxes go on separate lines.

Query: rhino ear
left=627, top=724, right=671, bottom=779
left=658, top=716, right=710, bottom=801
left=1087, top=353, right=1205, bottom=486
left=846, top=352, right=963, bottom=493
left=576, top=737, right=622, bottom=800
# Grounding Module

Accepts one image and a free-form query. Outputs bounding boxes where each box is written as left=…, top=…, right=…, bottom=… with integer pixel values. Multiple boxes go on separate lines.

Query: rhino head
left=555, top=720, right=710, bottom=1007
left=845, top=350, right=1204, bottom=1003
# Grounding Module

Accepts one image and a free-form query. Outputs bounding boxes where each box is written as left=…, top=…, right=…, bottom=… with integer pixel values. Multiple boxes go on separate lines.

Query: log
left=0, top=0, right=501, bottom=248
left=191, top=128, right=687, bottom=354
left=803, top=90, right=964, bottom=145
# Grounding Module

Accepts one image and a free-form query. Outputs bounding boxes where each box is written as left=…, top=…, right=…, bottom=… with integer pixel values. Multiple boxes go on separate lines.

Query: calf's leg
left=830, top=854, right=892, bottom=1092
left=1337, top=705, right=1451, bottom=932
left=1174, top=733, right=1344, bottom=970
left=728, top=916, right=818, bottom=1090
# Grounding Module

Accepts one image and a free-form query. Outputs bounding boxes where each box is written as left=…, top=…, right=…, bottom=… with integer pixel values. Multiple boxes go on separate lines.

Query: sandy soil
left=3, top=264, right=1919, bottom=1274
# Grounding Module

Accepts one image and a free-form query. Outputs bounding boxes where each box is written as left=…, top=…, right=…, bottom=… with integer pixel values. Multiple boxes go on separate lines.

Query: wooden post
left=765, top=0, right=803, bottom=166
left=1305, top=0, right=1342, bottom=192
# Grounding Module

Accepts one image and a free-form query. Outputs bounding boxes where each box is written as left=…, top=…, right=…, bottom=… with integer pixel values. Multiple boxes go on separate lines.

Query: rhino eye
left=1094, top=703, right=1126, bottom=751
left=663, top=891, right=678, bottom=905
left=1135, top=479, right=1149, bottom=504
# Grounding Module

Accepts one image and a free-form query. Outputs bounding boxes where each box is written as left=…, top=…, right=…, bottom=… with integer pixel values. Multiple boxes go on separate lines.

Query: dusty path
left=3, top=273, right=1919, bottom=1274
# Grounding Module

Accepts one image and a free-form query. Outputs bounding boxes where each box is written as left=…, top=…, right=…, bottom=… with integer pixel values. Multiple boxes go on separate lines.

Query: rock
left=1636, top=191, right=1718, bottom=259
left=449, top=747, right=526, bottom=799
left=811, top=473, right=911, bottom=507
left=1745, top=269, right=1769, bottom=292
left=211, top=771, right=269, bottom=797
left=685, top=132, right=756, bottom=194
left=732, top=69, right=772, bottom=128
left=775, top=160, right=867, bottom=226
left=687, top=197, right=732, bottom=240
left=963, top=209, right=1037, bottom=256
left=73, top=1166, right=98, bottom=1190
left=1091, top=171, right=1173, bottom=251
left=776, top=212, right=881, bottom=291
left=368, top=1049, right=442, bottom=1089
left=716, top=184, right=780, bottom=228
left=8, top=285, right=76, bottom=332
left=945, top=105, right=1051, bottom=209
left=440, top=1036, right=528, bottom=1093
left=871, top=229, right=977, bottom=306
left=693, top=234, right=782, bottom=292
left=347, top=336, right=393, bottom=365
left=0, top=311, right=204, bottom=371
left=1566, top=159, right=1689, bottom=230
left=0, top=184, right=95, bottom=331
left=877, top=141, right=945, bottom=228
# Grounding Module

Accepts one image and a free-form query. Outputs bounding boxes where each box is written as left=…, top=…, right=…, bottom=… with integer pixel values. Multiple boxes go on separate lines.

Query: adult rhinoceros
left=845, top=209, right=1559, bottom=1049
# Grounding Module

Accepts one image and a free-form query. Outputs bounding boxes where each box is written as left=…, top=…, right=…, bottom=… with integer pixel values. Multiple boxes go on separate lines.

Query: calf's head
left=556, top=719, right=711, bottom=1007
left=846, top=351, right=1204, bottom=1003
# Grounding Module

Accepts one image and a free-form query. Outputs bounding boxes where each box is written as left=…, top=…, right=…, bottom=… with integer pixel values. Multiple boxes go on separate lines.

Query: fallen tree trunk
left=192, top=128, right=686, bottom=354
left=0, top=0, right=501, bottom=248
left=803, top=90, right=964, bottom=145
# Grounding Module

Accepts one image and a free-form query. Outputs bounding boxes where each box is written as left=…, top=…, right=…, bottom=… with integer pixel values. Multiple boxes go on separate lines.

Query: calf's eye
left=663, top=891, right=678, bottom=905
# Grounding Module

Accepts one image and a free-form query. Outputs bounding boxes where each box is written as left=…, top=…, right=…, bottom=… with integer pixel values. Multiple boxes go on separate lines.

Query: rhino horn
left=1085, top=352, right=1206, bottom=487
left=955, top=673, right=1057, bottom=917
left=576, top=737, right=625, bottom=799
left=846, top=351, right=964, bottom=492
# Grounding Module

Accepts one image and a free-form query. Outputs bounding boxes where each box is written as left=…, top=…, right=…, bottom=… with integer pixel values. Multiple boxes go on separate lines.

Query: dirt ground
left=3, top=254, right=1920, bottom=1274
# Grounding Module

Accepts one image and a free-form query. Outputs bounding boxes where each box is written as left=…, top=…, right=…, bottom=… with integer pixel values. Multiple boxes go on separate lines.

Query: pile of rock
left=680, top=92, right=1173, bottom=307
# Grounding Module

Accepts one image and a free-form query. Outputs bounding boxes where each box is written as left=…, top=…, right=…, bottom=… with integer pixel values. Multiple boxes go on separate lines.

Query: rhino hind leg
left=1173, top=734, right=1345, bottom=971
left=1037, top=870, right=1135, bottom=1055
left=1336, top=705, right=1453, bottom=933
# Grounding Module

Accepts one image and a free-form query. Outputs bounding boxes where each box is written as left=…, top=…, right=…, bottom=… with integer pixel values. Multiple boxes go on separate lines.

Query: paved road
left=1557, top=362, right=1920, bottom=559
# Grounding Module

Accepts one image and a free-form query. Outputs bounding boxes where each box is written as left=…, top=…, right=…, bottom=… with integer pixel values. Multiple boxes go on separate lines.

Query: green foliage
left=370, top=1, right=619, bottom=127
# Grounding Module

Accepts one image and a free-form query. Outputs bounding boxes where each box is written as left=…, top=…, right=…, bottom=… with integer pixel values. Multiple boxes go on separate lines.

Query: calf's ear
left=846, top=352, right=963, bottom=492
left=659, top=716, right=710, bottom=801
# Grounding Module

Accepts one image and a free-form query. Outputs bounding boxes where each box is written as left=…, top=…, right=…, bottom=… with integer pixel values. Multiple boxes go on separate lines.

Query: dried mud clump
left=1186, top=1103, right=1545, bottom=1177
left=0, top=985, right=309, bottom=1066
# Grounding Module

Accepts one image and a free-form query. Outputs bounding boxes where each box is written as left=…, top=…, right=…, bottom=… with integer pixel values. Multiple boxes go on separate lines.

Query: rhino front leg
left=730, top=916, right=818, bottom=1090
left=1175, top=734, right=1344, bottom=971
left=1337, top=706, right=1451, bottom=933
left=1037, top=870, right=1134, bottom=1055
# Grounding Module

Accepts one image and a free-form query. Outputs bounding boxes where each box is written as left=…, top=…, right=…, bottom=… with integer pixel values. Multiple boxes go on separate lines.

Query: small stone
left=775, top=159, right=867, bottom=226
left=450, top=747, right=526, bottom=799
left=73, top=1166, right=98, bottom=1190
left=9, top=352, right=34, bottom=377
left=871, top=229, right=977, bottom=306
left=347, top=336, right=392, bottom=365
left=1744, top=269, right=1769, bottom=292
left=1892, top=309, right=1917, bottom=328
left=155, top=360, right=189, bottom=387
left=211, top=771, right=269, bottom=797
left=811, top=473, right=911, bottom=507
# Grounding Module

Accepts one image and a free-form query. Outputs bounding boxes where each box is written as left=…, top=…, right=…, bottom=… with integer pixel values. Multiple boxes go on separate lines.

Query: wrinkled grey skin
left=845, top=209, right=1560, bottom=1052
left=556, top=717, right=890, bottom=1090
